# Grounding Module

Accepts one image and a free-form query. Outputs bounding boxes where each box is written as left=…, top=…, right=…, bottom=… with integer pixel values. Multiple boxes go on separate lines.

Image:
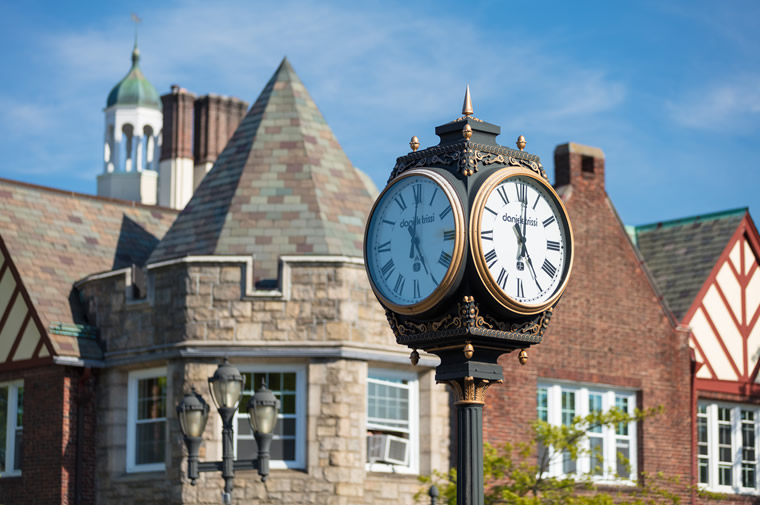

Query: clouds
left=665, top=75, right=760, bottom=132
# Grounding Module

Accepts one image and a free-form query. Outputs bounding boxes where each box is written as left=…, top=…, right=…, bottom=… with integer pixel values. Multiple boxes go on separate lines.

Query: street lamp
left=177, top=359, right=281, bottom=504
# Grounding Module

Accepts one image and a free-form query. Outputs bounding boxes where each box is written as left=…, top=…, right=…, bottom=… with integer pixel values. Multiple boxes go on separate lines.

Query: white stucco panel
left=0, top=266, right=15, bottom=311
left=729, top=240, right=742, bottom=275
left=0, top=296, right=26, bottom=362
left=12, top=321, right=40, bottom=361
left=745, top=240, right=756, bottom=276
left=703, top=285, right=744, bottom=375
left=716, top=261, right=743, bottom=325
left=692, top=340, right=713, bottom=379
left=748, top=267, right=760, bottom=328
left=689, top=306, right=738, bottom=381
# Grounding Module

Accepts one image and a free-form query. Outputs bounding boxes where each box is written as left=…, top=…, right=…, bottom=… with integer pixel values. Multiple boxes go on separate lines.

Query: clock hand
left=525, top=254, right=542, bottom=291
left=407, top=224, right=416, bottom=258
left=413, top=237, right=430, bottom=275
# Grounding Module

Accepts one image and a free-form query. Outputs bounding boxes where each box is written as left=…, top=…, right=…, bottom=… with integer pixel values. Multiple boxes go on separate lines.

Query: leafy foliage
left=417, top=406, right=714, bottom=505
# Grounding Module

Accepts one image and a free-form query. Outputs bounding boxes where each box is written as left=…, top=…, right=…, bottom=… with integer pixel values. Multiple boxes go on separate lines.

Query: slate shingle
left=0, top=179, right=178, bottom=358
left=635, top=208, right=746, bottom=320
left=148, top=58, right=378, bottom=285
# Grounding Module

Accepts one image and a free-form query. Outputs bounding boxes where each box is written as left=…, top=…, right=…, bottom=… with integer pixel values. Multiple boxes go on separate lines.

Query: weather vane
left=130, top=13, right=141, bottom=44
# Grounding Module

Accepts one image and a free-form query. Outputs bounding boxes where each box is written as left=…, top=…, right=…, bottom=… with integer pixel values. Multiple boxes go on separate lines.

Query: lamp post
left=177, top=359, right=281, bottom=504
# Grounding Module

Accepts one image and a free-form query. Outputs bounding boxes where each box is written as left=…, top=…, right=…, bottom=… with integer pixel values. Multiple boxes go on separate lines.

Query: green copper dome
left=106, top=45, right=162, bottom=110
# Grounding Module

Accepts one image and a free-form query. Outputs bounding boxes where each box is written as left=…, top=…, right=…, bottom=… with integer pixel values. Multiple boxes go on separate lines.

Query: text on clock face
left=368, top=175, right=459, bottom=306
left=478, top=175, right=568, bottom=305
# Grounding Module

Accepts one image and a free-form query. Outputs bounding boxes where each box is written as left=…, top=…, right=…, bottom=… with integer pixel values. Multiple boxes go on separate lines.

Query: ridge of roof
left=0, top=177, right=179, bottom=214
left=634, top=207, right=747, bottom=235
left=147, top=58, right=376, bottom=283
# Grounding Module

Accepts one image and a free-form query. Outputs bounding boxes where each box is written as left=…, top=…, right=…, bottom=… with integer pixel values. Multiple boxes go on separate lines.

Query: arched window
left=122, top=124, right=134, bottom=172
left=143, top=125, right=155, bottom=171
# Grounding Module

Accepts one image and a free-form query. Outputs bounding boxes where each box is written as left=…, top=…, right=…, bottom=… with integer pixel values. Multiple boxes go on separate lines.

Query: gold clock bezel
left=469, top=167, right=574, bottom=316
left=364, top=168, right=466, bottom=315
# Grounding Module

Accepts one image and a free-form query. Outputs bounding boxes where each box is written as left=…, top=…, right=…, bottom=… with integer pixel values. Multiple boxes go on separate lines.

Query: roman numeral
left=496, top=185, right=509, bottom=204
left=382, top=219, right=396, bottom=226
left=546, top=240, right=560, bottom=251
left=413, top=279, right=421, bottom=299
left=438, top=251, right=452, bottom=268
left=443, top=229, right=455, bottom=241
left=394, top=194, right=407, bottom=211
left=542, top=259, right=557, bottom=278
left=532, top=194, right=541, bottom=210
left=439, top=205, right=452, bottom=220
left=484, top=249, right=498, bottom=269
left=481, top=230, right=493, bottom=241
left=542, top=215, right=556, bottom=227
left=377, top=240, right=391, bottom=253
left=429, top=188, right=438, bottom=206
left=485, top=206, right=498, bottom=216
left=516, top=183, right=527, bottom=204
left=393, top=274, right=405, bottom=295
left=381, top=259, right=395, bottom=280
left=413, top=184, right=422, bottom=204
left=497, top=268, right=508, bottom=289
left=516, top=278, right=524, bottom=298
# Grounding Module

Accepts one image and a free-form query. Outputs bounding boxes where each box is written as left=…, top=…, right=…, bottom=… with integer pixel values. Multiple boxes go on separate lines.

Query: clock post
left=364, top=88, right=573, bottom=505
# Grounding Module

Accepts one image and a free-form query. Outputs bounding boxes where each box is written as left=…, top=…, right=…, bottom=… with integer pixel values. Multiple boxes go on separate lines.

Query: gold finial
left=462, top=124, right=472, bottom=140
left=462, top=84, right=474, bottom=117
left=463, top=341, right=474, bottom=359
left=410, top=349, right=420, bottom=366
left=410, top=136, right=420, bottom=152
left=518, top=349, right=528, bottom=365
left=516, top=135, right=526, bottom=151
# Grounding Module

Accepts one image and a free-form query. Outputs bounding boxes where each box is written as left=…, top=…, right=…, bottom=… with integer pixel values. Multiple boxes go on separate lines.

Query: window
left=0, top=381, right=23, bottom=475
left=127, top=368, right=167, bottom=472
left=537, top=383, right=637, bottom=481
left=698, top=402, right=760, bottom=492
left=366, top=369, right=419, bottom=473
left=234, top=365, right=306, bottom=469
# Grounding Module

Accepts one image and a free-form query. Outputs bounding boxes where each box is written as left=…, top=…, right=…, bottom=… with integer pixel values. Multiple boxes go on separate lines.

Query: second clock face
left=365, top=170, right=464, bottom=313
left=472, top=171, right=572, bottom=313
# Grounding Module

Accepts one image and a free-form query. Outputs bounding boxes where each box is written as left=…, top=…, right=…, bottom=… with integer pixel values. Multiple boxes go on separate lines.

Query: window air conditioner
left=367, top=434, right=409, bottom=466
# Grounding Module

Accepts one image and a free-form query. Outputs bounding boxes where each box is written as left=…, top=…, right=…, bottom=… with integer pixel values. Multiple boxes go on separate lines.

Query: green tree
left=417, top=406, right=713, bottom=505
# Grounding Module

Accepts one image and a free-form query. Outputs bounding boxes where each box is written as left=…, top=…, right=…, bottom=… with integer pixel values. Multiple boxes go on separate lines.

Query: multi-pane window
left=127, top=369, right=166, bottom=472
left=537, top=383, right=637, bottom=481
left=699, top=402, right=760, bottom=492
left=366, top=369, right=419, bottom=473
left=0, top=381, right=23, bottom=475
left=234, top=366, right=305, bottom=469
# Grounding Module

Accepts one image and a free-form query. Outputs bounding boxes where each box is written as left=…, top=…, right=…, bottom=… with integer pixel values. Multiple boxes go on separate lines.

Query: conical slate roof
left=148, top=58, right=377, bottom=284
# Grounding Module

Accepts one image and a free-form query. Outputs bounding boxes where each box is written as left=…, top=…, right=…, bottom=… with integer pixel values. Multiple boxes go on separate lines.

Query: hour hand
left=407, top=225, right=416, bottom=258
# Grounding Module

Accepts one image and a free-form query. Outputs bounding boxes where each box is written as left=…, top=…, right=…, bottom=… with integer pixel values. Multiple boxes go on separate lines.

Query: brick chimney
left=158, top=85, right=196, bottom=209
left=554, top=143, right=605, bottom=194
left=192, top=94, right=249, bottom=189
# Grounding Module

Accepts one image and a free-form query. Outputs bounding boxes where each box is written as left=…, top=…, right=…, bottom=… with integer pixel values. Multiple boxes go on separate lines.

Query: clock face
left=365, top=170, right=464, bottom=314
left=471, top=170, right=573, bottom=314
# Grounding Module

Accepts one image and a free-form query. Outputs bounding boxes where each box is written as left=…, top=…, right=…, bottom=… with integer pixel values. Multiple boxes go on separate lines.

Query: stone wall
left=78, top=257, right=451, bottom=505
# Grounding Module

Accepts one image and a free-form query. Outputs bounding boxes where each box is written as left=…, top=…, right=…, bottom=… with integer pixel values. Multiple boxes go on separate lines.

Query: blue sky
left=1, top=0, right=758, bottom=226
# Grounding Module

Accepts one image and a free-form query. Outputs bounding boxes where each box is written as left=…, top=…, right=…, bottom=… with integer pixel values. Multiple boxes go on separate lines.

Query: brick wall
left=483, top=143, right=694, bottom=500
left=0, top=365, right=96, bottom=505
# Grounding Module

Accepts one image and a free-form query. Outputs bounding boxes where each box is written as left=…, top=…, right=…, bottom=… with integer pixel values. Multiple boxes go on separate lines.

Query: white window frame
left=366, top=368, right=419, bottom=474
left=0, top=380, right=23, bottom=476
left=126, top=368, right=167, bottom=473
left=233, top=364, right=306, bottom=470
left=538, top=382, right=637, bottom=483
left=698, top=401, right=760, bottom=494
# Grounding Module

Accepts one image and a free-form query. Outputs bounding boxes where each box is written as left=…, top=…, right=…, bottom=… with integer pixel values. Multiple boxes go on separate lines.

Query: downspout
left=689, top=347, right=700, bottom=505
left=75, top=367, right=92, bottom=505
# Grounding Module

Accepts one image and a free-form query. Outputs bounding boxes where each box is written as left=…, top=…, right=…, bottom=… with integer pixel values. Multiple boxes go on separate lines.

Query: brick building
left=0, top=52, right=758, bottom=505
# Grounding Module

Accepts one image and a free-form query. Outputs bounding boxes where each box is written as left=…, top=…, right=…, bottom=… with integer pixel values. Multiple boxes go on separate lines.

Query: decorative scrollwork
left=486, top=306, right=553, bottom=337
left=459, top=296, right=492, bottom=329
left=389, top=142, right=545, bottom=181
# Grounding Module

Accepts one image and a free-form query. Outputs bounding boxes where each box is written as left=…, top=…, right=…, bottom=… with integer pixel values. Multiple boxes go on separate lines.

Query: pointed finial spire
left=462, top=84, right=474, bottom=117
left=130, top=13, right=141, bottom=65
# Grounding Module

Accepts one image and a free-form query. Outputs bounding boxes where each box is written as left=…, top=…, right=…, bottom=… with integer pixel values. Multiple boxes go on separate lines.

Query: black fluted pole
left=457, top=402, right=484, bottom=505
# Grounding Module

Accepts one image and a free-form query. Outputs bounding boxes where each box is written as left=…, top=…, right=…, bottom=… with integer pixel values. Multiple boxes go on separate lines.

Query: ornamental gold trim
left=365, top=169, right=466, bottom=316
left=385, top=296, right=494, bottom=337
left=389, top=143, right=542, bottom=181
left=469, top=168, right=574, bottom=316
left=443, top=376, right=502, bottom=405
